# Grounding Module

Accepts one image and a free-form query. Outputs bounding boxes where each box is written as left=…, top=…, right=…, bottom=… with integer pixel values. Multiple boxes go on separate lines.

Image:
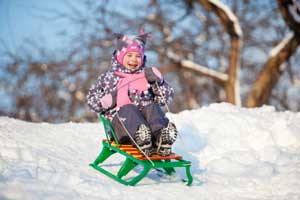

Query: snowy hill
left=1, top=103, right=300, bottom=200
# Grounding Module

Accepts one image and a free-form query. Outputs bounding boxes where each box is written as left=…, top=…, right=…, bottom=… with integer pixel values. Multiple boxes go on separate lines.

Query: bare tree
left=246, top=0, right=300, bottom=107
left=167, top=0, right=243, bottom=105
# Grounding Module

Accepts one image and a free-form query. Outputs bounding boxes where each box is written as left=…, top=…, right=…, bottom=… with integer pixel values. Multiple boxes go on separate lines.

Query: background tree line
left=1, top=0, right=300, bottom=122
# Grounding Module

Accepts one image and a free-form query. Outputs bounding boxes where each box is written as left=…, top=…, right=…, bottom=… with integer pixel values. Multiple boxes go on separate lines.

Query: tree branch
left=246, top=32, right=300, bottom=107
left=166, top=50, right=228, bottom=85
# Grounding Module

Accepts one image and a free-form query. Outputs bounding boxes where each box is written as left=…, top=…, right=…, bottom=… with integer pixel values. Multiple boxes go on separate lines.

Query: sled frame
left=89, top=114, right=193, bottom=186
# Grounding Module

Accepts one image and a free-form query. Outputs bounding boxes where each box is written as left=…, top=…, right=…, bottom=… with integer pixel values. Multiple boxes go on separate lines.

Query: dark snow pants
left=111, top=103, right=169, bottom=144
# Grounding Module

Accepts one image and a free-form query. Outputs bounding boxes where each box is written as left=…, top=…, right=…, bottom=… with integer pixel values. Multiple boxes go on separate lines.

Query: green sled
left=89, top=114, right=193, bottom=186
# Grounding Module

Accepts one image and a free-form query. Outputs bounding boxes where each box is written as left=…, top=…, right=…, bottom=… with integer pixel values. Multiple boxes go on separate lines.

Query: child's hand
left=145, top=67, right=163, bottom=84
left=100, top=91, right=117, bottom=109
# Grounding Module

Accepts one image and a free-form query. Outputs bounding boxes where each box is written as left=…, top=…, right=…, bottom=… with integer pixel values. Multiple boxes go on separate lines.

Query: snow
left=1, top=102, right=300, bottom=200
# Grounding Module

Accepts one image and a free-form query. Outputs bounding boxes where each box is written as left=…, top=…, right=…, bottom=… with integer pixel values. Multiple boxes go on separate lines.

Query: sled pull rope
left=155, top=82, right=186, bottom=147
left=116, top=112, right=155, bottom=166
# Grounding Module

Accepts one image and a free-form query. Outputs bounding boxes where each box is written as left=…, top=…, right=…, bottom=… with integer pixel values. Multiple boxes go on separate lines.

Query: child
left=86, top=30, right=177, bottom=156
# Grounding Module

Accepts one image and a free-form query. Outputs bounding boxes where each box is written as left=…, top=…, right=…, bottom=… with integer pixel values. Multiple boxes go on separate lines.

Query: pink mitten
left=100, top=92, right=116, bottom=109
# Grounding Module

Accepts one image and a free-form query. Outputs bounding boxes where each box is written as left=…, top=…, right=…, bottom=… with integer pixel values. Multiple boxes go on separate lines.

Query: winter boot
left=156, top=122, right=178, bottom=156
left=134, top=124, right=154, bottom=156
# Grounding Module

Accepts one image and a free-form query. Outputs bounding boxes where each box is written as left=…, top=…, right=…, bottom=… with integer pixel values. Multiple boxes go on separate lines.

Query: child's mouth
left=128, top=64, right=138, bottom=68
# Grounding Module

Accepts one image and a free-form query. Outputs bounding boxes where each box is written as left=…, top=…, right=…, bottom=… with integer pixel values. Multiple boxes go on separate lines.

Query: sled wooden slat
left=120, top=147, right=137, bottom=151
left=116, top=142, right=183, bottom=161
left=132, top=155, right=144, bottom=159
left=90, top=114, right=193, bottom=186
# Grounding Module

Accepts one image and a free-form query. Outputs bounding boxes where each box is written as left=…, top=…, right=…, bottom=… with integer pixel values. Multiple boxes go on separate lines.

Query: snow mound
left=1, top=103, right=300, bottom=200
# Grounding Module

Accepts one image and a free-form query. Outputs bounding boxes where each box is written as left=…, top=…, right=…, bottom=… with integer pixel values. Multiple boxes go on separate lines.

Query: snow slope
left=0, top=103, right=300, bottom=200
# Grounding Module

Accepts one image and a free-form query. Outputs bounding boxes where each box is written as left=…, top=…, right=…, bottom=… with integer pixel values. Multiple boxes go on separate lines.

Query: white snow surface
left=1, top=103, right=300, bottom=200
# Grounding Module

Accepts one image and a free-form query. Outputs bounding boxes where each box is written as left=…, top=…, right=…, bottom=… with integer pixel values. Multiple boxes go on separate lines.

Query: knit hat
left=114, top=30, right=151, bottom=65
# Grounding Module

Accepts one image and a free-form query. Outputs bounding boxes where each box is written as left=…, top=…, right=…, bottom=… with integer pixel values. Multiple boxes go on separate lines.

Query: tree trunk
left=277, top=0, right=300, bottom=34
left=197, top=0, right=242, bottom=105
left=226, top=38, right=241, bottom=105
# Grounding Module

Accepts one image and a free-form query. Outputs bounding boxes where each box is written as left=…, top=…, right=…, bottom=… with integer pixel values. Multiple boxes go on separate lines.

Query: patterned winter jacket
left=86, top=54, right=174, bottom=121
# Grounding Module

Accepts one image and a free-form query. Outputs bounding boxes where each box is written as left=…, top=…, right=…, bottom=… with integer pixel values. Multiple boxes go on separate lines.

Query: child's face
left=123, top=51, right=143, bottom=71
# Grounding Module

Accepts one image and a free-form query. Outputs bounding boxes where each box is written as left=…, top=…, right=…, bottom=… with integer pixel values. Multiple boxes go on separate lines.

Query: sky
left=0, top=0, right=147, bottom=53
left=0, top=0, right=79, bottom=53
left=0, top=102, right=300, bottom=199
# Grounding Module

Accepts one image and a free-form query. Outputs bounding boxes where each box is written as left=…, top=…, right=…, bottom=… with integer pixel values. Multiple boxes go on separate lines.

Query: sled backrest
left=99, top=114, right=120, bottom=146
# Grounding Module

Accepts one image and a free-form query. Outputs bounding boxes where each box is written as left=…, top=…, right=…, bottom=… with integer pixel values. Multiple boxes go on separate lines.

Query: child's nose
left=131, top=56, right=138, bottom=61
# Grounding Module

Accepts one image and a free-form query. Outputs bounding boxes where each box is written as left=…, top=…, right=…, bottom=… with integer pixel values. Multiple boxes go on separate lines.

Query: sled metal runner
left=89, top=114, right=193, bottom=186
